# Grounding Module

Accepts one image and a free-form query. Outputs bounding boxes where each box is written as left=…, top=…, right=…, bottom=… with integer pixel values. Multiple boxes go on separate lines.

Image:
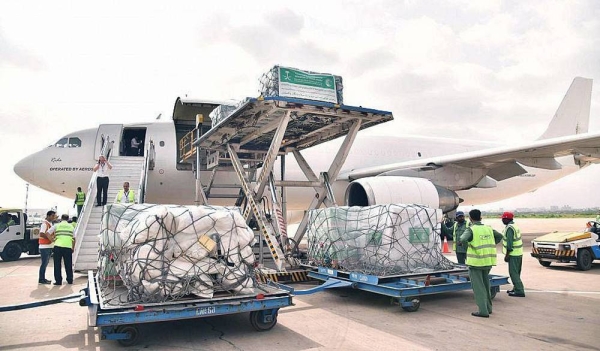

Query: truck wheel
left=576, top=249, right=592, bottom=271
left=538, top=260, right=551, bottom=267
left=2, top=242, right=22, bottom=261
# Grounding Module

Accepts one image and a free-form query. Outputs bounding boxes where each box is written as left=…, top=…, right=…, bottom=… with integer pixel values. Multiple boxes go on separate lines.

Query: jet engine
left=345, top=176, right=460, bottom=213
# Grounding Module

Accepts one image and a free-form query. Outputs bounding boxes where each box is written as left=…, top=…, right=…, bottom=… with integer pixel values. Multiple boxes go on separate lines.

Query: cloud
left=0, top=28, right=44, bottom=71
left=264, top=8, right=304, bottom=35
left=348, top=49, right=396, bottom=77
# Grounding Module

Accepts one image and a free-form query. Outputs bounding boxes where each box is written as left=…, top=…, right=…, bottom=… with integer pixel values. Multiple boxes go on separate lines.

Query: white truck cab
left=0, top=208, right=41, bottom=261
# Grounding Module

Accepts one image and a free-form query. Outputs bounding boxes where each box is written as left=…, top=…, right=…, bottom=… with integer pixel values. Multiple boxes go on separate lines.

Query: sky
left=1, top=0, right=599, bottom=215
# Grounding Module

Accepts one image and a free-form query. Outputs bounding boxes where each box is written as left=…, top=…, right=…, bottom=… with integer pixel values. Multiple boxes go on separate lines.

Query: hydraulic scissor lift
left=182, top=96, right=393, bottom=275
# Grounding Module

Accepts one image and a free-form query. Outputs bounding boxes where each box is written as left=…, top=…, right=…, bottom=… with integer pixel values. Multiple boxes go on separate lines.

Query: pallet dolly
left=306, top=265, right=509, bottom=312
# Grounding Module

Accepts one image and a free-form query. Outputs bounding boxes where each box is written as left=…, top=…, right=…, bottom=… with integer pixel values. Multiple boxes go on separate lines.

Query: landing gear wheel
left=401, top=298, right=420, bottom=312
left=2, top=242, right=21, bottom=261
left=116, top=325, right=140, bottom=347
left=250, top=310, right=278, bottom=331
left=576, top=249, right=592, bottom=271
left=538, top=260, right=551, bottom=267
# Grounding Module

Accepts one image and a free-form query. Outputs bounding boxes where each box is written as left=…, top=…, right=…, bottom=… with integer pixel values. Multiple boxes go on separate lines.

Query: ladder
left=228, top=144, right=287, bottom=271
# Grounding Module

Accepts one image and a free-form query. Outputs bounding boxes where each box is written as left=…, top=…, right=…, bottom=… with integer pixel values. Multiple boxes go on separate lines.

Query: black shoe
left=508, top=291, right=525, bottom=297
left=67, top=281, right=73, bottom=285
left=506, top=289, right=514, bottom=294
left=53, top=282, right=62, bottom=286
left=471, top=312, right=489, bottom=318
left=38, top=280, right=51, bottom=285
left=96, top=204, right=102, bottom=207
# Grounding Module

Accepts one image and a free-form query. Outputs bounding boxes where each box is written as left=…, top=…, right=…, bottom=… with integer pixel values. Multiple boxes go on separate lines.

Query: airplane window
left=54, top=137, right=68, bottom=147
left=160, top=141, right=165, bottom=147
left=68, top=137, right=82, bottom=147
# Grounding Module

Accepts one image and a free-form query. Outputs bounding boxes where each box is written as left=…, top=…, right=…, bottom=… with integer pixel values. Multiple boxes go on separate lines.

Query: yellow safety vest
left=116, top=190, right=135, bottom=203
left=466, top=225, right=497, bottom=267
left=54, top=221, right=74, bottom=249
left=75, top=191, right=85, bottom=205
left=502, top=224, right=523, bottom=256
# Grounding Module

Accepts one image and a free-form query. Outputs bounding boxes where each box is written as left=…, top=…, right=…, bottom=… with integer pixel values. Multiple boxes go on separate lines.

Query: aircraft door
left=95, top=124, right=123, bottom=159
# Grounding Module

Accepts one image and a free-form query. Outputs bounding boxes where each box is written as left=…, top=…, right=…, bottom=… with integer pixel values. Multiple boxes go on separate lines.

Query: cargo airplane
left=14, top=77, right=600, bottom=214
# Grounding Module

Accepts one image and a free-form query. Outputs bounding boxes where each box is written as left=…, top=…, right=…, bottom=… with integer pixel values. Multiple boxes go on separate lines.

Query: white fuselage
left=14, top=122, right=581, bottom=210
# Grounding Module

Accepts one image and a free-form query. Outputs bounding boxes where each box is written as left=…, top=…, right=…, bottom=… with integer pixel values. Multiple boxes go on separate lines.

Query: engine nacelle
left=345, top=176, right=460, bottom=213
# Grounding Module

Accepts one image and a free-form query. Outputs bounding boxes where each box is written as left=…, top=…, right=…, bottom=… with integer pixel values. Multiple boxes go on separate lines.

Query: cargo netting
left=98, top=204, right=263, bottom=305
left=306, top=204, right=459, bottom=276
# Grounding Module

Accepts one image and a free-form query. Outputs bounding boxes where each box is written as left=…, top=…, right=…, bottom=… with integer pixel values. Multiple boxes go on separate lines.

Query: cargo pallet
left=306, top=265, right=509, bottom=312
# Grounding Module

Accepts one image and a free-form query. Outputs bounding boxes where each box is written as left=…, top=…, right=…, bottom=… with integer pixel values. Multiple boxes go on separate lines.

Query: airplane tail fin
left=538, top=77, right=593, bottom=140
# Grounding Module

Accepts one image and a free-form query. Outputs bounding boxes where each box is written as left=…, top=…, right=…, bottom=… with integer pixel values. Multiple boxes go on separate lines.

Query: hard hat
left=501, top=212, right=514, bottom=220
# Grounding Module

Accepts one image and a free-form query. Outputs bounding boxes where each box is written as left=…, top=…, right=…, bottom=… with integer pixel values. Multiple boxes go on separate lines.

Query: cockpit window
left=50, top=137, right=81, bottom=148
left=54, top=138, right=68, bottom=147
left=68, top=137, right=82, bottom=147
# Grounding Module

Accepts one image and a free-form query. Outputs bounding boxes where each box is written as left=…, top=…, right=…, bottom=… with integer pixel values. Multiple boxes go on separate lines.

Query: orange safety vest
left=39, top=220, right=52, bottom=245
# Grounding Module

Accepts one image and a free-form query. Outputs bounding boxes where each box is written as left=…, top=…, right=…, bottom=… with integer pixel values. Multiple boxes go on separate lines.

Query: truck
left=531, top=221, right=600, bottom=271
left=0, top=208, right=41, bottom=261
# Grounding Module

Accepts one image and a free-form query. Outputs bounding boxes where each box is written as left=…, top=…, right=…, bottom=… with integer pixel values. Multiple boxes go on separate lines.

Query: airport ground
left=0, top=218, right=598, bottom=350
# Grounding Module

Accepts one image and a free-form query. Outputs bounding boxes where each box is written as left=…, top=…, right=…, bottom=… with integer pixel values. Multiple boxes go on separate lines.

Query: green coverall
left=460, top=222, right=503, bottom=316
left=504, top=223, right=525, bottom=295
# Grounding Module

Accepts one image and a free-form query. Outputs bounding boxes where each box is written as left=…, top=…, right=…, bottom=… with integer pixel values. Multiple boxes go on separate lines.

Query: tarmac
left=0, top=218, right=599, bottom=350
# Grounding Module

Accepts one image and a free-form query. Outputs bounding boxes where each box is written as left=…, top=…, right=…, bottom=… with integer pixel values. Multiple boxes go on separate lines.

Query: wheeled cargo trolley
left=81, top=271, right=294, bottom=346
left=306, top=266, right=509, bottom=312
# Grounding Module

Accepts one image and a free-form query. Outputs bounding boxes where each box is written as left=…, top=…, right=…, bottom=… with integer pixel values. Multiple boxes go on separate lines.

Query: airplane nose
left=14, top=154, right=36, bottom=183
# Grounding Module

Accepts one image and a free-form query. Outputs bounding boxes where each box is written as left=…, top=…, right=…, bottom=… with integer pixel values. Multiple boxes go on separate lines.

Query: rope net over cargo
left=306, top=204, right=459, bottom=276
left=98, top=204, right=261, bottom=305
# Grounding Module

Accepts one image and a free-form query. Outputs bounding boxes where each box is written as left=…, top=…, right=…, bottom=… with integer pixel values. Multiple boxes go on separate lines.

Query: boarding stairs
left=73, top=155, right=145, bottom=272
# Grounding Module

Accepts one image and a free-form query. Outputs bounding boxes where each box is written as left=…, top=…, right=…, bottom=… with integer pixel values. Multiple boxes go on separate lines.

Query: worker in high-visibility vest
left=596, top=210, right=600, bottom=223
left=38, top=210, right=57, bottom=284
left=460, top=209, right=503, bottom=318
left=47, top=214, right=76, bottom=285
left=502, top=212, right=525, bottom=297
left=73, top=187, right=85, bottom=217
left=452, top=211, right=470, bottom=264
left=114, top=182, right=136, bottom=204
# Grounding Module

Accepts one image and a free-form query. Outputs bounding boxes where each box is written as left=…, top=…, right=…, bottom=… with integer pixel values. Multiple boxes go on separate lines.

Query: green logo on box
left=279, top=67, right=335, bottom=90
left=409, top=227, right=430, bottom=244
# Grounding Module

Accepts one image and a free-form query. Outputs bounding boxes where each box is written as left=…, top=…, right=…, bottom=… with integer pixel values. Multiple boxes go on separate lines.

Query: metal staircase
left=73, top=155, right=145, bottom=272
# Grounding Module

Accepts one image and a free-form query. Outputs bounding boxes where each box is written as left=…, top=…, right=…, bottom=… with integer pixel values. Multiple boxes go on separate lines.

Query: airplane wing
left=345, top=132, right=600, bottom=190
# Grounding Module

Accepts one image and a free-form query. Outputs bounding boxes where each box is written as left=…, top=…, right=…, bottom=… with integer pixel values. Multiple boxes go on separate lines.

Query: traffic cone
left=442, top=237, right=451, bottom=254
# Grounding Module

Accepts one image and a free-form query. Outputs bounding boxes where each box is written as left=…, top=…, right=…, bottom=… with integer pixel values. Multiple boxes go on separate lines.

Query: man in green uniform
left=460, top=209, right=503, bottom=318
left=48, top=214, right=76, bottom=285
left=452, top=211, right=470, bottom=264
left=73, top=187, right=85, bottom=217
left=502, top=212, right=525, bottom=297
